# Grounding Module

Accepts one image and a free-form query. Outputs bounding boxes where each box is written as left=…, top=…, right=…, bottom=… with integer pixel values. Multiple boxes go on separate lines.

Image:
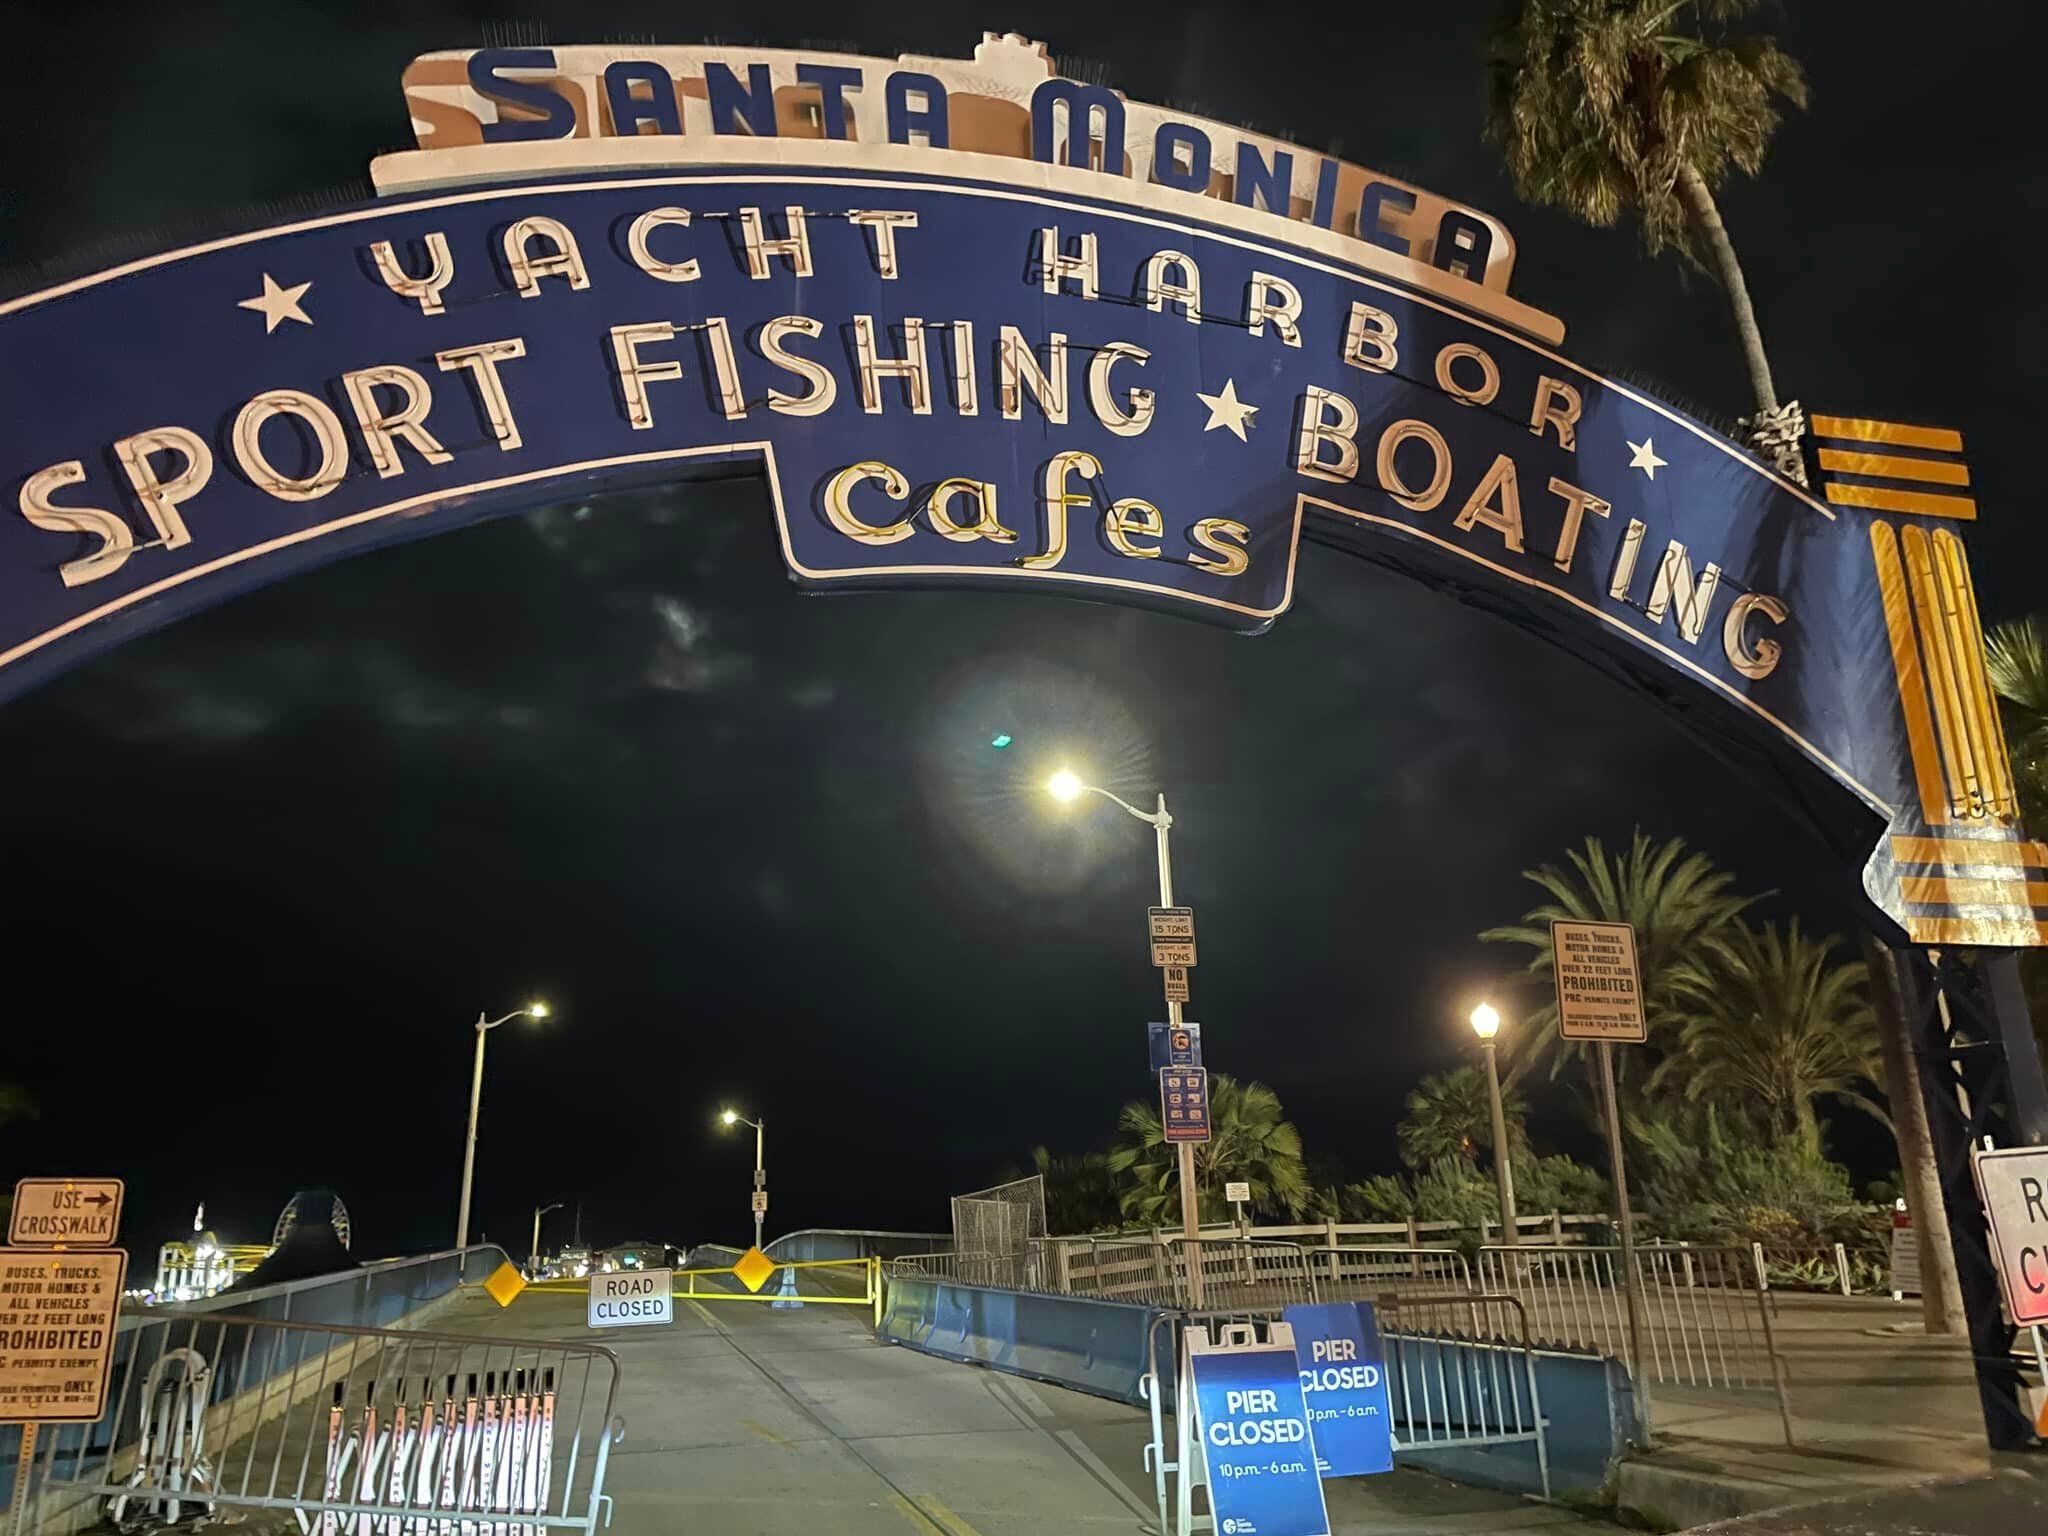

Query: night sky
left=0, top=2, right=2039, bottom=1262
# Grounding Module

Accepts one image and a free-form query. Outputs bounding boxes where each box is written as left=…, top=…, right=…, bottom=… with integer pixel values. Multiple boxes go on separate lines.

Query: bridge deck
left=451, top=1285, right=1614, bottom=1535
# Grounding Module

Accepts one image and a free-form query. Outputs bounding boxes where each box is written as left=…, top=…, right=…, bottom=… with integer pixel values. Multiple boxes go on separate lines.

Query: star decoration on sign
left=1195, top=379, right=1258, bottom=442
left=1626, top=437, right=1668, bottom=480
left=238, top=273, right=313, bottom=333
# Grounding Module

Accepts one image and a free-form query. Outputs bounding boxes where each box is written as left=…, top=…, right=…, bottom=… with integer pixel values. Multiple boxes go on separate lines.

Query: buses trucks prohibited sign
left=0, top=1249, right=127, bottom=1422
left=1550, top=920, right=1648, bottom=1043
left=1975, top=1145, right=2048, bottom=1326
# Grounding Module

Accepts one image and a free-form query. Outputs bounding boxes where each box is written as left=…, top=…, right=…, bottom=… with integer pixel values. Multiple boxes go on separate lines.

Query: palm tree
left=1107, top=1075, right=1311, bottom=1225
left=1983, top=616, right=2048, bottom=1069
left=1486, top=1, right=1809, bottom=467
left=1480, top=829, right=1754, bottom=1089
left=1984, top=616, right=2048, bottom=827
left=1654, top=919, right=1885, bottom=1152
left=1028, top=1146, right=1122, bottom=1235
left=1397, top=1067, right=1528, bottom=1169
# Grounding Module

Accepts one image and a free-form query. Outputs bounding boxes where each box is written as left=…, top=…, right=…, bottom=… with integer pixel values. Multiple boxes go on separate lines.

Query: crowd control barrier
left=0, top=1245, right=516, bottom=1518
left=879, top=1274, right=1168, bottom=1407
left=15, top=1312, right=623, bottom=1536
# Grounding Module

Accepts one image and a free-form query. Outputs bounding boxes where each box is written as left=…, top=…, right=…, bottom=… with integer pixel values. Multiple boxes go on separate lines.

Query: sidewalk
left=1685, top=1464, right=2048, bottom=1533
left=1617, top=1292, right=2013, bottom=1530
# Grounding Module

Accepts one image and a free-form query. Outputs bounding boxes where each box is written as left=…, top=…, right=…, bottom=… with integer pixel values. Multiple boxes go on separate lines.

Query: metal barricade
left=1162, top=1237, right=1317, bottom=1309
left=17, top=1311, right=622, bottom=1535
left=1138, top=1295, right=1552, bottom=1535
left=1478, top=1243, right=1791, bottom=1441
left=1307, top=1246, right=1474, bottom=1302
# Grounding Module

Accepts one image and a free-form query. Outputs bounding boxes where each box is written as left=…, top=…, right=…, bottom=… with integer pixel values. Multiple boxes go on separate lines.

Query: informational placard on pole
left=1186, top=1324, right=1331, bottom=1536
left=588, top=1268, right=673, bottom=1329
left=1550, top=920, right=1647, bottom=1042
left=1975, top=1145, right=2048, bottom=1325
left=1888, top=1202, right=1922, bottom=1300
left=750, top=1191, right=769, bottom=1216
left=1149, top=1023, right=1202, bottom=1071
left=1161, top=1066, right=1211, bottom=1143
left=1163, top=965, right=1191, bottom=1003
left=1282, top=1302, right=1394, bottom=1476
left=1149, top=907, right=1198, bottom=967
left=0, top=1248, right=127, bottom=1421
left=9, top=1179, right=123, bottom=1247
left=1225, top=1181, right=1251, bottom=1205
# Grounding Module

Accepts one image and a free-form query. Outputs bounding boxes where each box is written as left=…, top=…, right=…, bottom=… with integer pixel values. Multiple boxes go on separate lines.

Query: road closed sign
left=1550, top=920, right=1647, bottom=1042
left=1975, top=1146, right=2048, bottom=1325
left=588, top=1269, right=673, bottom=1329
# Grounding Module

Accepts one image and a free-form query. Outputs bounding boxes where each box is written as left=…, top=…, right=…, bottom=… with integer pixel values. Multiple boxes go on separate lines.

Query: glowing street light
left=1042, top=767, right=1205, bottom=1306
left=455, top=1000, right=551, bottom=1251
left=1470, top=1001, right=1518, bottom=1247
left=719, top=1108, right=767, bottom=1249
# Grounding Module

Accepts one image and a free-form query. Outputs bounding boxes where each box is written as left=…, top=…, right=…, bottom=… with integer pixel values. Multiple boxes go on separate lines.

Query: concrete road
left=448, top=1284, right=1615, bottom=1535
left=1687, top=1465, right=2048, bottom=1534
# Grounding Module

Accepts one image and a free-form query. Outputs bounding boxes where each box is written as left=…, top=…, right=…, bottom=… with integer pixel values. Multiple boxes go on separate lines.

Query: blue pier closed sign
left=1188, top=1327, right=1331, bottom=1536
left=1282, top=1303, right=1395, bottom=1476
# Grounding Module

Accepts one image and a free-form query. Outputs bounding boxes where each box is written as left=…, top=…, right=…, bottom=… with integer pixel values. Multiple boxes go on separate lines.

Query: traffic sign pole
left=1596, top=1040, right=1653, bottom=1446
left=1152, top=795, right=1204, bottom=1309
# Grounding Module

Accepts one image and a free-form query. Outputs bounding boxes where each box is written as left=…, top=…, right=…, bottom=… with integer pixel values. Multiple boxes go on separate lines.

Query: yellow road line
left=888, top=1493, right=949, bottom=1533
left=740, top=1418, right=792, bottom=1448
left=684, top=1298, right=720, bottom=1328
left=919, top=1496, right=988, bottom=1536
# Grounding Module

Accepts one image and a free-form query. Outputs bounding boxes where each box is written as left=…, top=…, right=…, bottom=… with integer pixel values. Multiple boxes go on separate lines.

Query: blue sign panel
left=1161, top=1066, right=1210, bottom=1142
left=1189, top=1335, right=1331, bottom=1536
left=1148, top=1022, right=1202, bottom=1070
left=1282, top=1303, right=1395, bottom=1477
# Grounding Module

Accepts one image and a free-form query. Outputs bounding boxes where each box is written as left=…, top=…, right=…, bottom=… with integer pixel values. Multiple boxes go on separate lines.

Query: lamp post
left=1470, top=1003, right=1519, bottom=1247
left=455, top=1001, right=549, bottom=1251
left=720, top=1109, right=766, bottom=1250
left=1047, top=768, right=1204, bottom=1307
left=530, top=1201, right=564, bottom=1274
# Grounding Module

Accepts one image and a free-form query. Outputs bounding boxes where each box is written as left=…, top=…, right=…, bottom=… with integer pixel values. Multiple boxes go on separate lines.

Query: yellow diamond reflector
left=484, top=1261, right=527, bottom=1308
left=733, top=1246, right=776, bottom=1293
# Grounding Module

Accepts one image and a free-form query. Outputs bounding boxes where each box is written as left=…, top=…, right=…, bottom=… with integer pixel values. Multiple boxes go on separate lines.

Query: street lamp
left=530, top=1201, right=564, bottom=1274
left=455, top=1001, right=550, bottom=1251
left=1045, top=767, right=1205, bottom=1306
left=719, top=1109, right=766, bottom=1250
left=1470, top=1002, right=1519, bottom=1248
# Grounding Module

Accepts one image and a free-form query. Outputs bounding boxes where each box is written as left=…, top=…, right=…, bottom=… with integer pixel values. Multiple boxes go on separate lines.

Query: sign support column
left=1595, top=1039, right=1653, bottom=1444
left=1550, top=919, right=1653, bottom=1445
left=1154, top=795, right=1203, bottom=1309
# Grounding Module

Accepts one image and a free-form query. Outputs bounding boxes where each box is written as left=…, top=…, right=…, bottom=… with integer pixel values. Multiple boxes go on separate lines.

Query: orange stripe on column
left=1811, top=416, right=1965, bottom=452
left=1815, top=448, right=1970, bottom=486
left=1870, top=523, right=1951, bottom=824
left=1898, top=876, right=2048, bottom=906
left=1905, top=915, right=2048, bottom=946
left=1891, top=835, right=2048, bottom=867
left=1825, top=482, right=1977, bottom=520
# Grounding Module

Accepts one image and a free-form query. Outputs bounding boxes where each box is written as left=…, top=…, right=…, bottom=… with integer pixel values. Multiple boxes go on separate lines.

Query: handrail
left=141, top=1243, right=515, bottom=1322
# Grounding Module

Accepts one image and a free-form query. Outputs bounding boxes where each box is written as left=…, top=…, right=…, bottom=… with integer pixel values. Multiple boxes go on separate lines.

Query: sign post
left=1551, top=919, right=1653, bottom=1444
